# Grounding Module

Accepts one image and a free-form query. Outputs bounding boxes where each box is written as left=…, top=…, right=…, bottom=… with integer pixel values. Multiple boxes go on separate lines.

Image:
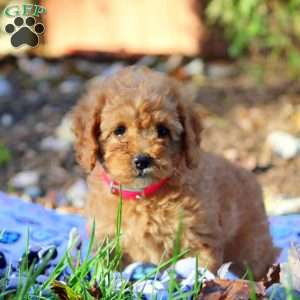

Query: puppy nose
left=133, top=154, right=153, bottom=171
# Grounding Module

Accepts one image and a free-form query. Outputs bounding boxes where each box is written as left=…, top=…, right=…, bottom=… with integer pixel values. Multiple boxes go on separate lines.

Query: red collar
left=100, top=168, right=169, bottom=200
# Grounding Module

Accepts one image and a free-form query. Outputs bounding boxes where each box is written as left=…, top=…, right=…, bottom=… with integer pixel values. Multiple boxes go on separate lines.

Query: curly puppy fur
left=73, top=66, right=279, bottom=279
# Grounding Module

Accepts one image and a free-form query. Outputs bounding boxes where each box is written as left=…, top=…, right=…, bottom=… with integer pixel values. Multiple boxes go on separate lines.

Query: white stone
left=66, top=179, right=88, bottom=208
left=1, top=113, right=13, bottom=127
left=164, top=55, right=184, bottom=72
left=41, top=136, right=71, bottom=152
left=206, top=63, right=236, bottom=79
left=136, top=56, right=157, bottom=67
left=59, top=77, right=81, bottom=94
left=10, top=171, right=40, bottom=189
left=183, top=59, right=204, bottom=76
left=0, top=77, right=12, bottom=97
left=55, top=114, right=75, bottom=144
left=101, top=63, right=125, bottom=77
left=267, top=131, right=300, bottom=159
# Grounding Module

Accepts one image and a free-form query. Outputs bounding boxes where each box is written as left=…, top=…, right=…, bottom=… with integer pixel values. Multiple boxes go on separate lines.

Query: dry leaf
left=88, top=282, right=102, bottom=299
left=198, top=279, right=266, bottom=300
left=262, top=264, right=280, bottom=289
left=51, top=281, right=82, bottom=300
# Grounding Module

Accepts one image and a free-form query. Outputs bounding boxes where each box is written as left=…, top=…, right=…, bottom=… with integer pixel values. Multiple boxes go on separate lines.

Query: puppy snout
left=133, top=154, right=153, bottom=171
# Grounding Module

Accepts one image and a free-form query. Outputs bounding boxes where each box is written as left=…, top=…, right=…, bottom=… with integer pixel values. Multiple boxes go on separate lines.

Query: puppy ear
left=72, top=90, right=105, bottom=172
left=177, top=97, right=202, bottom=169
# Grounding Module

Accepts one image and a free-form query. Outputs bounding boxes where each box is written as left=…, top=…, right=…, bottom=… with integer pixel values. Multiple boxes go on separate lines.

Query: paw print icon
left=5, top=16, right=45, bottom=48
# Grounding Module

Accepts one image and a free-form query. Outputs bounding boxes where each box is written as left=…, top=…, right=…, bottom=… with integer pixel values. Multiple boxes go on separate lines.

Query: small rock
left=40, top=136, right=71, bottom=152
left=37, top=81, right=51, bottom=94
left=55, top=192, right=69, bottom=207
left=183, top=58, right=204, bottom=77
left=55, top=114, right=75, bottom=144
left=10, top=171, right=40, bottom=189
left=59, top=76, right=82, bottom=94
left=136, top=56, right=158, bottom=67
left=155, top=62, right=167, bottom=72
left=101, top=62, right=126, bottom=77
left=18, top=57, right=56, bottom=80
left=0, top=76, right=12, bottom=97
left=66, top=179, right=88, bottom=208
left=267, top=131, right=300, bottom=159
left=264, top=195, right=300, bottom=216
left=206, top=62, right=236, bottom=79
left=25, top=90, right=41, bottom=104
left=75, top=60, right=93, bottom=73
left=223, top=148, right=239, bottom=162
left=0, top=113, right=13, bottom=127
left=164, top=55, right=184, bottom=73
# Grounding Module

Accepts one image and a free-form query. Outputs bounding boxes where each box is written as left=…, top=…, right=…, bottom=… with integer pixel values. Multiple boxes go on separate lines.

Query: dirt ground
left=1, top=55, right=300, bottom=209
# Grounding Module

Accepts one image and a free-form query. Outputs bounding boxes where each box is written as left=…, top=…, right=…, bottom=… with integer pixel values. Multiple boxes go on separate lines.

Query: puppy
left=72, top=66, right=279, bottom=279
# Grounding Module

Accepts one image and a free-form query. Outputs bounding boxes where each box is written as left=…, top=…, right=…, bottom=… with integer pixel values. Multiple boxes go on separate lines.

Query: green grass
left=0, top=199, right=203, bottom=300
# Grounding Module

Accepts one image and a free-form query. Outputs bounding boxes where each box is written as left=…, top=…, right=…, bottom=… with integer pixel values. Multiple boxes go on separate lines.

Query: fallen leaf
left=88, top=282, right=102, bottom=299
left=51, top=281, right=82, bottom=300
left=262, top=264, right=280, bottom=288
left=198, top=279, right=266, bottom=300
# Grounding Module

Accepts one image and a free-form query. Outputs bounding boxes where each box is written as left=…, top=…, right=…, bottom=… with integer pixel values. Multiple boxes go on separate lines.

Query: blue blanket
left=0, top=191, right=298, bottom=265
left=0, top=191, right=87, bottom=265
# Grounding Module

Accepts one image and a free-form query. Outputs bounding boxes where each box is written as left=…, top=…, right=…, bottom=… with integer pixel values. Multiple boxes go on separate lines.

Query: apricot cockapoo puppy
left=72, top=66, right=279, bottom=279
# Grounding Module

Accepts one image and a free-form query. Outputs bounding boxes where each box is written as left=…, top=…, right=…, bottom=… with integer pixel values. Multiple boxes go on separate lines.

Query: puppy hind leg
left=225, top=222, right=280, bottom=280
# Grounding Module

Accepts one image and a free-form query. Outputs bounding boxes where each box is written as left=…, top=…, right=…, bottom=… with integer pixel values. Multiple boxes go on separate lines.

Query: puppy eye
left=157, top=124, right=170, bottom=138
left=114, top=125, right=126, bottom=136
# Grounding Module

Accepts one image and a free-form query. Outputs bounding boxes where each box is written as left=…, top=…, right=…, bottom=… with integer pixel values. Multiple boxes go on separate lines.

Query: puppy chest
left=121, top=205, right=179, bottom=259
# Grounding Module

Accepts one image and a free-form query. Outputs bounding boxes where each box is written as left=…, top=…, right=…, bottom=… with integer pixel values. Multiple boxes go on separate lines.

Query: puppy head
left=73, top=66, right=202, bottom=187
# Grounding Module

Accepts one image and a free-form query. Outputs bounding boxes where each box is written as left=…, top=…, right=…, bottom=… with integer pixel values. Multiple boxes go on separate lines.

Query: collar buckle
left=110, top=182, right=119, bottom=194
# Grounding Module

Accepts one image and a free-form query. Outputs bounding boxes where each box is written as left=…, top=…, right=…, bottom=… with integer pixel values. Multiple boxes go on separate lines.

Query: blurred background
left=1, top=0, right=300, bottom=216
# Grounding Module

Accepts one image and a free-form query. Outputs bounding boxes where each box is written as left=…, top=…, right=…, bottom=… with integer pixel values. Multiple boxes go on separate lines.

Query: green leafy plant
left=0, top=142, right=11, bottom=167
left=206, top=0, right=300, bottom=71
